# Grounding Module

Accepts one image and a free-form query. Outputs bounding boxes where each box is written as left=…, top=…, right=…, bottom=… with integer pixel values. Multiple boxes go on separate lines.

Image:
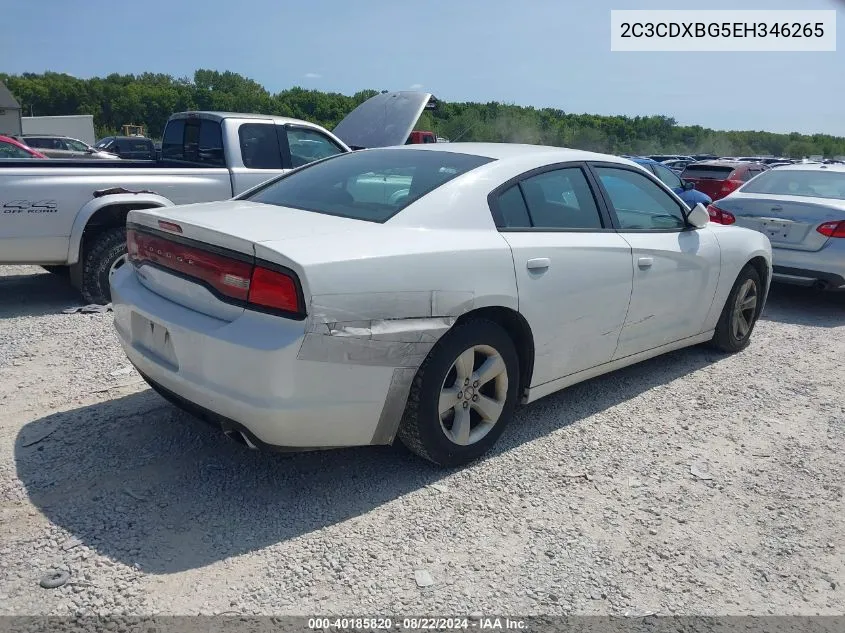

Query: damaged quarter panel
left=254, top=215, right=518, bottom=444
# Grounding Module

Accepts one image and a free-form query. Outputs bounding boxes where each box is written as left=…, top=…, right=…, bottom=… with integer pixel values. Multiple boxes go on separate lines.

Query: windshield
left=740, top=169, right=845, bottom=200
left=244, top=148, right=494, bottom=222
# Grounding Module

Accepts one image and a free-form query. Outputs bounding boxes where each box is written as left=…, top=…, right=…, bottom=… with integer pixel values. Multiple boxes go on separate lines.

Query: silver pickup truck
left=0, top=91, right=434, bottom=304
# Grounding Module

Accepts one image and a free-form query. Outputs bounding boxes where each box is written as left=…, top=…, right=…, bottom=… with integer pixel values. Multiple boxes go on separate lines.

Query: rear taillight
left=707, top=204, right=736, bottom=225
left=126, top=228, right=304, bottom=316
left=720, top=179, right=744, bottom=195
left=817, top=220, right=845, bottom=238
left=248, top=266, right=300, bottom=313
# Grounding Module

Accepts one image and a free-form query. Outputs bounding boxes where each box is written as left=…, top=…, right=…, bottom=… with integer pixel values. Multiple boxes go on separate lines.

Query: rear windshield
left=243, top=148, right=494, bottom=222
left=740, top=169, right=845, bottom=200
left=682, top=165, right=735, bottom=179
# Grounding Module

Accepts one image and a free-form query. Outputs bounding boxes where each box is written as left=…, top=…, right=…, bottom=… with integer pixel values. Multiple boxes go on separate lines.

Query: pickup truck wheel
left=80, top=227, right=127, bottom=305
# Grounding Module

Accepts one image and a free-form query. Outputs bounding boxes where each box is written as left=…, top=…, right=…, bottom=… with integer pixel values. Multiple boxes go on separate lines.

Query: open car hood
left=332, top=91, right=438, bottom=149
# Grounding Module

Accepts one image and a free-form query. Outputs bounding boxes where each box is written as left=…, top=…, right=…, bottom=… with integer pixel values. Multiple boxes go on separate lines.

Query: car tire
left=396, top=319, right=520, bottom=467
left=80, top=227, right=128, bottom=305
left=709, top=264, right=763, bottom=353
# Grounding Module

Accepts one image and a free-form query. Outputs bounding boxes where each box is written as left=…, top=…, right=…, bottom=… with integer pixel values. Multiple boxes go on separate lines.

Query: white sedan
left=110, top=143, right=772, bottom=467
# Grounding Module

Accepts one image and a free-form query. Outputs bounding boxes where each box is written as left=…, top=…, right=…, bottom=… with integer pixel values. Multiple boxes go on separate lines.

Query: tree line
left=2, top=70, right=843, bottom=158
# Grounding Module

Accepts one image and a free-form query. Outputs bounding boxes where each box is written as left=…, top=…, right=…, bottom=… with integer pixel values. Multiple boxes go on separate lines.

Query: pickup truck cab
left=0, top=91, right=435, bottom=304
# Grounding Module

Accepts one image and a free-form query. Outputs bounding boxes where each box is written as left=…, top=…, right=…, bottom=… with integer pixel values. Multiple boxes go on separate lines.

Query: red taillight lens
left=248, top=266, right=300, bottom=313
left=720, top=179, right=744, bottom=195
left=817, top=220, right=845, bottom=238
left=707, top=204, right=735, bottom=225
left=128, top=228, right=253, bottom=301
left=126, top=228, right=303, bottom=316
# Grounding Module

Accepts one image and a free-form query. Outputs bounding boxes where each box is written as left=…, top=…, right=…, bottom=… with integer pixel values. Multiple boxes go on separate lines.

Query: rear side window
left=495, top=185, right=532, bottom=228
left=245, top=148, right=494, bottom=223
left=162, top=119, right=224, bottom=166
left=682, top=165, right=735, bottom=179
left=740, top=169, right=845, bottom=200
left=161, top=121, right=185, bottom=160
left=24, top=138, right=47, bottom=148
left=518, top=168, right=603, bottom=229
left=239, top=123, right=282, bottom=169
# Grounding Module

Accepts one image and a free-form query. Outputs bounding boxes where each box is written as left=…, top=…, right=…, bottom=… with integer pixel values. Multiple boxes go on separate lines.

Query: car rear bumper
left=110, top=266, right=397, bottom=448
left=772, top=240, right=845, bottom=289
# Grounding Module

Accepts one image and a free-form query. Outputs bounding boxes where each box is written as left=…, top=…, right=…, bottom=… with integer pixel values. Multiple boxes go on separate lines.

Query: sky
left=1, top=0, right=843, bottom=136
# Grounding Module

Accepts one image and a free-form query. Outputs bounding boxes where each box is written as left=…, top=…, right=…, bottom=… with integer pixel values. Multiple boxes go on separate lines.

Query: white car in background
left=110, top=144, right=772, bottom=467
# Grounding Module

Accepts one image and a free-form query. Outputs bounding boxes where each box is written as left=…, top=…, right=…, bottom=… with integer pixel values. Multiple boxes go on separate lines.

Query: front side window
left=286, top=127, right=343, bottom=168
left=65, top=139, right=89, bottom=152
left=653, top=163, right=683, bottom=189
left=239, top=123, right=282, bottom=169
left=517, top=168, right=603, bottom=229
left=245, top=148, right=494, bottom=223
left=595, top=166, right=687, bottom=230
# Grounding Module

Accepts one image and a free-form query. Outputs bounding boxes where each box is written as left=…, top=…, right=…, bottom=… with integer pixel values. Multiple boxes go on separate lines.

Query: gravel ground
left=0, top=264, right=842, bottom=617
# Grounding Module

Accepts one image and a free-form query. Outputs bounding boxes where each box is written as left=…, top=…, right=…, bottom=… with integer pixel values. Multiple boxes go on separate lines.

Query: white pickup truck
left=0, top=91, right=435, bottom=303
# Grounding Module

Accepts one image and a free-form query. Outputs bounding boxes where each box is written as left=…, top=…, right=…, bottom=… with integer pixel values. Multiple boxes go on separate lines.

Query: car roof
left=688, top=160, right=754, bottom=167
left=382, top=142, right=634, bottom=165
left=765, top=163, right=845, bottom=173
left=169, top=111, right=317, bottom=127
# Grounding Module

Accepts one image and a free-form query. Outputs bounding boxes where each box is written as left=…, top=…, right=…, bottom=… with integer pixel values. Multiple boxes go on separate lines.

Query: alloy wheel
left=732, top=278, right=758, bottom=340
left=438, top=344, right=509, bottom=446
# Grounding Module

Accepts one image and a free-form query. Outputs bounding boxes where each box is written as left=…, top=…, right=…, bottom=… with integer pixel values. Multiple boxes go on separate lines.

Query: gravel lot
left=0, top=264, right=842, bottom=617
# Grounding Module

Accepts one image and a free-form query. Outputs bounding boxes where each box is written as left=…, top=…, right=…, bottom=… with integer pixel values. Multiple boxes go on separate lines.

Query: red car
left=0, top=135, right=47, bottom=159
left=679, top=160, right=766, bottom=203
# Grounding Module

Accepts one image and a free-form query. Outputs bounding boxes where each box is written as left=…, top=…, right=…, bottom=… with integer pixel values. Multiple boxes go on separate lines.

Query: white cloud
left=304, top=72, right=322, bottom=79
left=409, top=83, right=423, bottom=90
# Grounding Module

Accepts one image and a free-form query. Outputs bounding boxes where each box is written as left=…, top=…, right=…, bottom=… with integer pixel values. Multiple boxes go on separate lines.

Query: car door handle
left=770, top=205, right=783, bottom=211
left=526, top=258, right=550, bottom=271
left=638, top=257, right=654, bottom=269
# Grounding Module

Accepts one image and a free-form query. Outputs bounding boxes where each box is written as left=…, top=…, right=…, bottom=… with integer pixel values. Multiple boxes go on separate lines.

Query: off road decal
left=2, top=200, right=58, bottom=214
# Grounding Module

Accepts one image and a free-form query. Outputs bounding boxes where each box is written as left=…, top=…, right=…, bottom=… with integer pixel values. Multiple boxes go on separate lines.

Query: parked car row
left=0, top=133, right=158, bottom=160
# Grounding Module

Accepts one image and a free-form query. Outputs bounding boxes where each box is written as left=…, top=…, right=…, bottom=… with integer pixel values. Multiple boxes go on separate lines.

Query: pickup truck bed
left=0, top=91, right=436, bottom=305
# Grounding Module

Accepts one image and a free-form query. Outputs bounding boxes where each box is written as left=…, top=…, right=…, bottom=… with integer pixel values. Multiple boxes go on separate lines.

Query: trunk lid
left=332, top=91, right=437, bottom=149
left=713, top=193, right=845, bottom=252
left=126, top=201, right=371, bottom=320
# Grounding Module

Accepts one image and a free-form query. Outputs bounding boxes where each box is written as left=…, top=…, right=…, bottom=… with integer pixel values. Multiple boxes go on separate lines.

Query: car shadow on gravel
left=760, top=283, right=845, bottom=328
left=15, top=344, right=723, bottom=575
left=0, top=270, right=81, bottom=319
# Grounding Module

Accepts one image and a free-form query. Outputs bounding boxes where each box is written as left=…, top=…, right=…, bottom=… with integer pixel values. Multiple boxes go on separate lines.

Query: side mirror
left=687, top=203, right=710, bottom=229
left=683, top=180, right=695, bottom=191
